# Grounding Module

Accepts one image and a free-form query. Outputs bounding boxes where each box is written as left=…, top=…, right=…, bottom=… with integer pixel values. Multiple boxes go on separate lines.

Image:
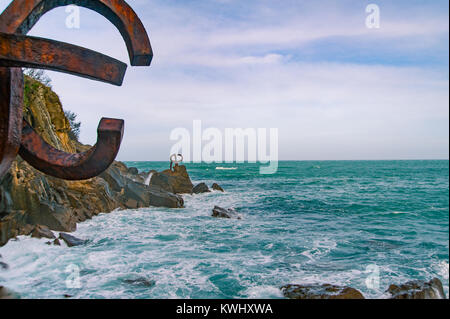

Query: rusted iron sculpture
left=0, top=0, right=152, bottom=180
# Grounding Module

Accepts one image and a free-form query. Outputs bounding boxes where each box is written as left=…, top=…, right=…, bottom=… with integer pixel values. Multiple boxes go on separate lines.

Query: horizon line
left=120, top=158, right=449, bottom=162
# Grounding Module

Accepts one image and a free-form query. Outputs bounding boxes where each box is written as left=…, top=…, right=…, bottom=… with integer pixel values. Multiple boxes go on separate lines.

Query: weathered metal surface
left=0, top=0, right=152, bottom=181
left=0, top=67, right=23, bottom=178
left=19, top=118, right=124, bottom=180
left=0, top=32, right=127, bottom=86
left=0, top=0, right=153, bottom=66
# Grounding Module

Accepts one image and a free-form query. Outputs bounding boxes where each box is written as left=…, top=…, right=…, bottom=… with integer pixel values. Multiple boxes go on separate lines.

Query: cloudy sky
left=1, top=0, right=448, bottom=161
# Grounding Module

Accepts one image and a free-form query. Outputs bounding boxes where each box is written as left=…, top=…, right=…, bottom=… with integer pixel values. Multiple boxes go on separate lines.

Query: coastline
left=1, top=160, right=448, bottom=299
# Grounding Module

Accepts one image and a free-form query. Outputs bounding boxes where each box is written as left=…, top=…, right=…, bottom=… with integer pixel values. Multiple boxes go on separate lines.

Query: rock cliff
left=0, top=76, right=183, bottom=246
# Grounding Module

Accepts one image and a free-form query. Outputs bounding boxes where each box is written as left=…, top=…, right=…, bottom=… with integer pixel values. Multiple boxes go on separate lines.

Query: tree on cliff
left=64, top=110, right=81, bottom=141
left=23, top=69, right=81, bottom=142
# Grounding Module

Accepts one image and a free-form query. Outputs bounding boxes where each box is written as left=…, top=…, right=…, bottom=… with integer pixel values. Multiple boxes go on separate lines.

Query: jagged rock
left=45, top=238, right=61, bottom=246
left=31, top=225, right=56, bottom=239
left=59, top=233, right=87, bottom=247
left=0, top=286, right=20, bottom=299
left=116, top=180, right=184, bottom=209
left=193, top=183, right=210, bottom=194
left=0, top=255, right=8, bottom=271
left=128, top=167, right=139, bottom=175
left=212, top=206, right=241, bottom=219
left=150, top=165, right=194, bottom=194
left=387, top=278, right=446, bottom=299
left=212, top=183, right=224, bottom=192
left=281, top=284, right=365, bottom=299
left=148, top=185, right=184, bottom=208
left=122, top=276, right=156, bottom=287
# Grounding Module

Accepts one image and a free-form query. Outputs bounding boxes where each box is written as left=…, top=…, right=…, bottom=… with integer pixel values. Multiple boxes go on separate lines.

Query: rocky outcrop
left=212, top=183, right=224, bottom=192
left=0, top=286, right=20, bottom=299
left=281, top=284, right=365, bottom=299
left=59, top=233, right=87, bottom=247
left=0, top=76, right=184, bottom=247
left=46, top=238, right=61, bottom=246
left=122, top=276, right=156, bottom=288
left=0, top=254, right=8, bottom=270
left=149, top=165, right=194, bottom=194
left=193, top=183, right=210, bottom=194
left=31, top=225, right=55, bottom=239
left=212, top=206, right=241, bottom=219
left=387, top=278, right=446, bottom=299
left=128, top=167, right=139, bottom=175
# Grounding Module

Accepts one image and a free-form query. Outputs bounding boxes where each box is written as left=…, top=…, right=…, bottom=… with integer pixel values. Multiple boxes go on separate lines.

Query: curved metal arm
left=19, top=118, right=124, bottom=180
left=0, top=67, right=23, bottom=178
left=0, top=0, right=153, bottom=66
left=0, top=32, right=127, bottom=86
left=0, top=0, right=152, bottom=181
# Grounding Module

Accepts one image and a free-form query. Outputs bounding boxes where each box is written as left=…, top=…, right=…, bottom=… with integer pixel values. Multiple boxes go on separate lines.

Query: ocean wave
left=215, top=167, right=238, bottom=170
left=435, top=260, right=449, bottom=281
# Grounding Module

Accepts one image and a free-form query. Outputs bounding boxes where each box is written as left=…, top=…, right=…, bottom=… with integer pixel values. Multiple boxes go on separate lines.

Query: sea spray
left=145, top=172, right=154, bottom=186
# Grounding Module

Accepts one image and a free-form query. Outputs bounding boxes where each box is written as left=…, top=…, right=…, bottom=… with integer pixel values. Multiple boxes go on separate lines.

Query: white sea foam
left=215, top=167, right=237, bottom=170
left=0, top=161, right=448, bottom=299
left=145, top=172, right=154, bottom=186
left=434, top=260, right=449, bottom=281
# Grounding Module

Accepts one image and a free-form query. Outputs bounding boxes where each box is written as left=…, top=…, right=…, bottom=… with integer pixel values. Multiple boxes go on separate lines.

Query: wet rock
left=128, top=167, right=139, bottom=175
left=148, top=185, right=184, bottom=208
left=122, top=276, right=156, bottom=288
left=0, top=286, right=20, bottom=299
left=193, top=183, right=210, bottom=194
left=212, top=183, right=224, bottom=192
left=281, top=284, right=365, bottom=299
left=212, top=206, right=241, bottom=219
left=31, top=225, right=56, bottom=239
left=387, top=278, right=446, bottom=299
left=45, top=238, right=61, bottom=246
left=150, top=165, right=194, bottom=194
left=59, top=233, right=87, bottom=247
left=64, top=294, right=73, bottom=298
left=0, top=261, right=8, bottom=270
left=116, top=180, right=184, bottom=209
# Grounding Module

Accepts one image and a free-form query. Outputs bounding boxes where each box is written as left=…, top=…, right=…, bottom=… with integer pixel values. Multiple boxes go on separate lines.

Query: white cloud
left=0, top=0, right=448, bottom=160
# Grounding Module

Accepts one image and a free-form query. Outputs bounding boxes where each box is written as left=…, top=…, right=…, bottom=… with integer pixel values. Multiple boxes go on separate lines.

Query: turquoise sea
left=0, top=160, right=448, bottom=298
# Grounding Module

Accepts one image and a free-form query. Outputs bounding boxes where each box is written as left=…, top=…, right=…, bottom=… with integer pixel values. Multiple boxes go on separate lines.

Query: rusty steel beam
left=0, top=0, right=153, bottom=66
left=0, top=0, right=152, bottom=181
left=0, top=32, right=127, bottom=86
left=19, top=118, right=124, bottom=180
left=0, top=67, right=23, bottom=179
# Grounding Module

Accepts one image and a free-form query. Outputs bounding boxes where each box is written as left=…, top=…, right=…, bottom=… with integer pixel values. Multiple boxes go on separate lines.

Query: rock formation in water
left=149, top=164, right=194, bottom=194
left=193, top=183, right=210, bottom=194
left=212, top=183, right=224, bottom=192
left=281, top=284, right=365, bottom=299
left=212, top=206, right=241, bottom=219
left=0, top=76, right=184, bottom=247
left=387, top=278, right=446, bottom=299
